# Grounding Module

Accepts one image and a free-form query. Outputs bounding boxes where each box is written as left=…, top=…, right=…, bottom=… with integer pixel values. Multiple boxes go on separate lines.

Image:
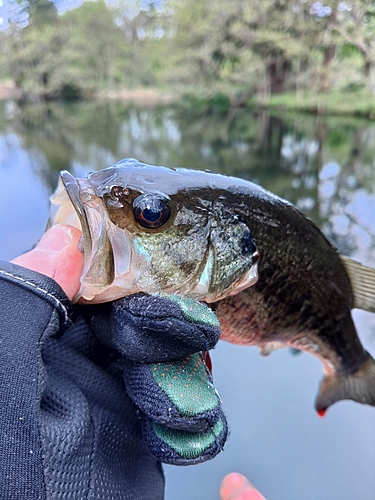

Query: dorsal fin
left=340, top=256, right=375, bottom=312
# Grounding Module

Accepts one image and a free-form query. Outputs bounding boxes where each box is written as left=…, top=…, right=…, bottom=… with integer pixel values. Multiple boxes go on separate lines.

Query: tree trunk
left=364, top=58, right=374, bottom=94
left=319, top=45, right=335, bottom=92
left=267, top=58, right=291, bottom=94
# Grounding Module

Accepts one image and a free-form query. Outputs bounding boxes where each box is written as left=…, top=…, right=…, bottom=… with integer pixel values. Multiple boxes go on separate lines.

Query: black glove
left=91, top=293, right=228, bottom=465
left=0, top=262, right=227, bottom=499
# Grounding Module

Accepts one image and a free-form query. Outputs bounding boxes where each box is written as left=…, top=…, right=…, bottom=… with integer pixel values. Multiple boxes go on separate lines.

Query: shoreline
left=2, top=81, right=375, bottom=120
left=94, top=88, right=177, bottom=106
left=0, top=82, right=178, bottom=106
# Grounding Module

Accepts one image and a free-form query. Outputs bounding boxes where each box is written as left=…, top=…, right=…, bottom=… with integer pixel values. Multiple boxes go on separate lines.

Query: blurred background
left=1, top=1, right=375, bottom=499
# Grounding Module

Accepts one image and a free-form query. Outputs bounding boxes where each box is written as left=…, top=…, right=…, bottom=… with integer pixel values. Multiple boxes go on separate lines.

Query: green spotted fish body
left=50, top=158, right=375, bottom=414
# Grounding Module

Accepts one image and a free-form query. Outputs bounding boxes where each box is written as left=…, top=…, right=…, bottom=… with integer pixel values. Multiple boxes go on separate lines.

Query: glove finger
left=122, top=353, right=222, bottom=432
left=143, top=414, right=228, bottom=466
left=92, top=293, right=221, bottom=363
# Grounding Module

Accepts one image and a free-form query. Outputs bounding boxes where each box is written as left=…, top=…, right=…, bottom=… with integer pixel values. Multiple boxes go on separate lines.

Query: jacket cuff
left=0, top=261, right=72, bottom=327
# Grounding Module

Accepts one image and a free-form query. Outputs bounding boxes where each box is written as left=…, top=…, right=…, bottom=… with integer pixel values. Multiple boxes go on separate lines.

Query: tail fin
left=315, top=354, right=375, bottom=415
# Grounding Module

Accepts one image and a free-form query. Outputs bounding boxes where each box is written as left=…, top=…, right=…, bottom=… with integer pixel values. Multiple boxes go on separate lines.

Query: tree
left=331, top=1, right=375, bottom=93
left=4, top=0, right=129, bottom=99
left=3, top=0, right=375, bottom=101
left=167, top=0, right=320, bottom=96
left=113, top=0, right=175, bottom=87
left=27, top=0, right=58, bottom=25
left=165, top=0, right=263, bottom=95
left=61, top=1, right=127, bottom=92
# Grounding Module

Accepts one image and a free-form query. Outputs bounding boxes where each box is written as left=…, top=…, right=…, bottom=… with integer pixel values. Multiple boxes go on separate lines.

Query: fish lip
left=61, top=170, right=126, bottom=302
left=60, top=170, right=92, bottom=251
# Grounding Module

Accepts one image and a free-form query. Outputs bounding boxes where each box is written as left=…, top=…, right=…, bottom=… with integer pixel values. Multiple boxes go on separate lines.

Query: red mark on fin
left=317, top=408, right=327, bottom=418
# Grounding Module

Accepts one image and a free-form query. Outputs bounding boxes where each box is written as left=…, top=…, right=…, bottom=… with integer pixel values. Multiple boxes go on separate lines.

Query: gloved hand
left=90, top=293, right=228, bottom=465
left=1, top=224, right=227, bottom=500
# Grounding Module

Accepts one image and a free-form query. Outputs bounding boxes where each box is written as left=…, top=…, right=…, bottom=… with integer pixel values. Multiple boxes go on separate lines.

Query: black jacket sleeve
left=0, top=261, right=164, bottom=500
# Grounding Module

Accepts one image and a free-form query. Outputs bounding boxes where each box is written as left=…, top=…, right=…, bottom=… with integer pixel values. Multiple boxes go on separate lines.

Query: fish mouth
left=60, top=171, right=92, bottom=253
left=54, top=170, right=138, bottom=303
left=59, top=171, right=116, bottom=301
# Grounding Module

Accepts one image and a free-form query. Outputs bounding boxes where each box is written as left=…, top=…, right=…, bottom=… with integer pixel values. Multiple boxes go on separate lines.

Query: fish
left=49, top=158, right=259, bottom=304
left=49, top=158, right=375, bottom=414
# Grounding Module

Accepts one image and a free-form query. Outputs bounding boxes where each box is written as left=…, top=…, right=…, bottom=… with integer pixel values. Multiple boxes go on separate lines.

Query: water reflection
left=3, top=100, right=375, bottom=260
left=1, top=100, right=375, bottom=499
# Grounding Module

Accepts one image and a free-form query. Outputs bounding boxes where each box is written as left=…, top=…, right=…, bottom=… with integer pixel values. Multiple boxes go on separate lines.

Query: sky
left=0, top=0, right=89, bottom=29
left=0, top=0, right=160, bottom=29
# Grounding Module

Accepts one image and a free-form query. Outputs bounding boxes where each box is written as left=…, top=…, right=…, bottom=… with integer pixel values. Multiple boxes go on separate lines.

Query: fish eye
left=133, top=193, right=171, bottom=229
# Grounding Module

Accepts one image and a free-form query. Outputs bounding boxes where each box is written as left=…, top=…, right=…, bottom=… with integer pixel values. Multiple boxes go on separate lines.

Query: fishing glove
left=91, top=293, right=228, bottom=465
left=0, top=261, right=227, bottom=500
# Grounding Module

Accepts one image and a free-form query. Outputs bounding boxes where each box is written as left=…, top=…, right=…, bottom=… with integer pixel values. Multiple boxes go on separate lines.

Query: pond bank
left=265, top=91, right=375, bottom=120
left=94, top=88, right=177, bottom=106
left=0, top=81, right=177, bottom=106
left=2, top=80, right=375, bottom=120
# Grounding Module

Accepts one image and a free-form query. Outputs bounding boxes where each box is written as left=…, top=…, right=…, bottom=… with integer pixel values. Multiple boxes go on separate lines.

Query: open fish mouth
left=49, top=159, right=260, bottom=304
left=59, top=171, right=92, bottom=253
left=52, top=170, right=137, bottom=302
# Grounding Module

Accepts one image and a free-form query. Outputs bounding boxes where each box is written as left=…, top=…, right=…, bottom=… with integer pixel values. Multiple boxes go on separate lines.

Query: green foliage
left=3, top=0, right=375, bottom=106
left=4, top=0, right=166, bottom=99
left=60, top=1, right=127, bottom=92
left=28, top=0, right=58, bottom=25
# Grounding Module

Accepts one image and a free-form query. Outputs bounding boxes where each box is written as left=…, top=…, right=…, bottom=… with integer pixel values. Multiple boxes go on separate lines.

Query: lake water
left=1, top=100, right=375, bottom=500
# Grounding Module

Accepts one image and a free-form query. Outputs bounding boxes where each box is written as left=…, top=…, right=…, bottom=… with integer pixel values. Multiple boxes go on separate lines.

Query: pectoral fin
left=340, top=256, right=375, bottom=312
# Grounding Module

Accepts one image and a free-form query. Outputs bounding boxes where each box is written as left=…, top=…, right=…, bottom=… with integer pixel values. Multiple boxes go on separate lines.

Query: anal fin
left=259, top=342, right=285, bottom=356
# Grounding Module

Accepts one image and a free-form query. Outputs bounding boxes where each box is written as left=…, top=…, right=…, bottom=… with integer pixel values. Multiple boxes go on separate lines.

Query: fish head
left=50, top=158, right=259, bottom=303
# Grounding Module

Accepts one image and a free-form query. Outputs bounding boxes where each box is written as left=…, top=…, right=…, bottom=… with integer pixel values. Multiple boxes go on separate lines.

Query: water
left=1, top=100, right=375, bottom=499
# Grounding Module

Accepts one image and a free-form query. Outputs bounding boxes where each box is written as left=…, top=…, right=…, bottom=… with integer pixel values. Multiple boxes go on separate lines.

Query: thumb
left=220, top=473, right=266, bottom=500
left=12, top=224, right=84, bottom=301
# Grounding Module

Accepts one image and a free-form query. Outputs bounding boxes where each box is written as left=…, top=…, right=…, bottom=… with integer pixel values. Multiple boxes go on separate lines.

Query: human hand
left=0, top=224, right=165, bottom=498
left=220, top=473, right=267, bottom=500
left=11, top=223, right=84, bottom=300
left=10, top=226, right=265, bottom=498
left=2, top=223, right=227, bottom=498
left=12, top=225, right=227, bottom=464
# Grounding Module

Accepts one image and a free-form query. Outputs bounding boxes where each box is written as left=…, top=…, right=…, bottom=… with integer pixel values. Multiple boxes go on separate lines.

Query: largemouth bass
left=50, top=158, right=375, bottom=414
